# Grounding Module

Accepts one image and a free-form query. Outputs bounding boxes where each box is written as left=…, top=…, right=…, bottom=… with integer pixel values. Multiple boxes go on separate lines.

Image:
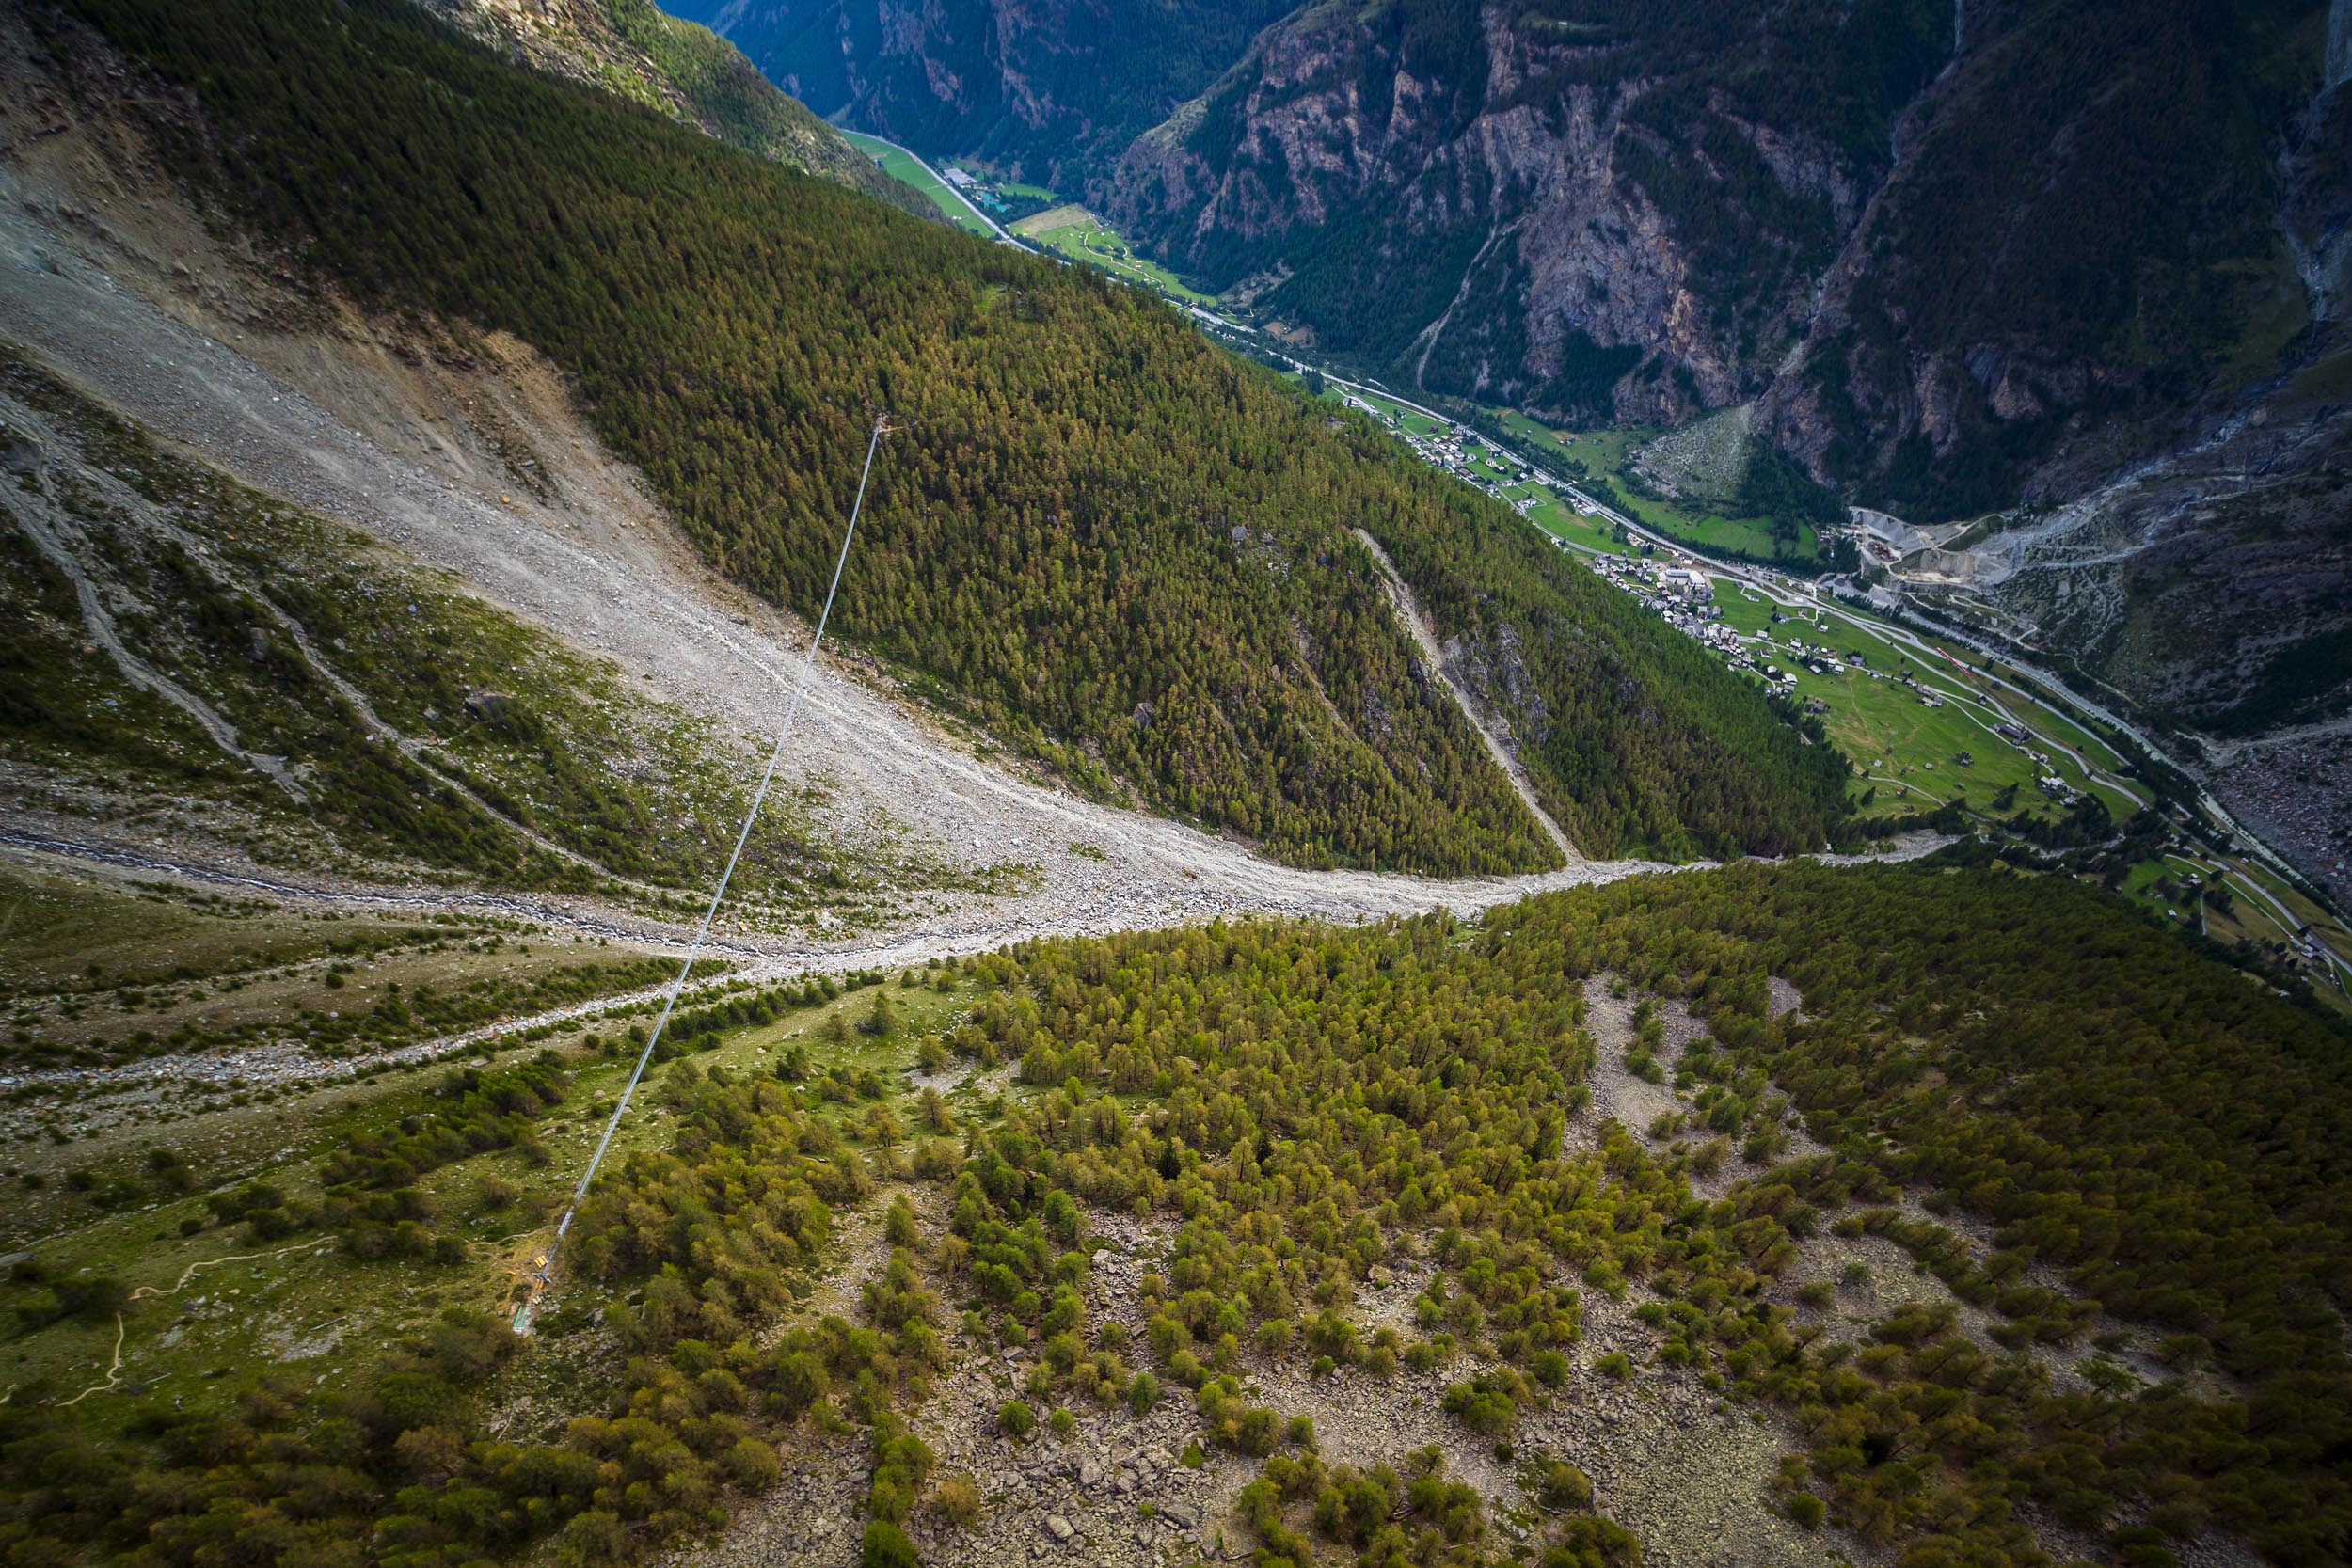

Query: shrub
left=861, top=1520, right=919, bottom=1568
left=1534, top=1459, right=1592, bottom=1511
left=931, top=1474, right=982, bottom=1529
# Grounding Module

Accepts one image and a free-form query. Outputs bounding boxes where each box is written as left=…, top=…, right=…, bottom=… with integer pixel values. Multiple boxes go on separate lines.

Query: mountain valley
left=2, top=4, right=2349, bottom=1568
left=715, top=0, right=2352, bottom=903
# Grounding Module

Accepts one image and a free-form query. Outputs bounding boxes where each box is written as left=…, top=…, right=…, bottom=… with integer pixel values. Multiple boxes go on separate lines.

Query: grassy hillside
left=5, top=859, right=2345, bottom=1567
left=51, top=0, right=1848, bottom=865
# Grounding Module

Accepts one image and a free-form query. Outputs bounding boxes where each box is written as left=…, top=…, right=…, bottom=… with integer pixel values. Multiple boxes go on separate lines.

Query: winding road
left=1295, top=361, right=2349, bottom=990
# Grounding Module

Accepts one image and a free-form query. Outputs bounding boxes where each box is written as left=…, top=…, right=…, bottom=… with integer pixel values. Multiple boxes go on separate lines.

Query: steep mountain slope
left=1114, top=0, right=1945, bottom=421
left=1762, top=0, right=2326, bottom=516
left=418, top=0, right=934, bottom=216
left=670, top=0, right=1295, bottom=189
left=40, top=0, right=1849, bottom=868
left=0, top=355, right=858, bottom=908
left=673, top=0, right=2350, bottom=872
left=1097, top=0, right=2352, bottom=892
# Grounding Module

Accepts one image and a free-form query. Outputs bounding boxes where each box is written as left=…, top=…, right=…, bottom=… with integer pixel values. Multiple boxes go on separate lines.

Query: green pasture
left=1708, top=591, right=2119, bottom=822
left=1490, top=416, right=1819, bottom=564
left=1021, top=212, right=1213, bottom=303
left=838, top=132, right=995, bottom=236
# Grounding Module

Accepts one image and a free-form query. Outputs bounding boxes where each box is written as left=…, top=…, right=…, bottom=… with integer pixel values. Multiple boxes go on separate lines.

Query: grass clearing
left=836, top=131, right=995, bottom=237
left=0, top=856, right=692, bottom=1086
left=1482, top=414, right=1819, bottom=565
left=1312, top=383, right=1621, bottom=552
left=1009, top=202, right=1089, bottom=236
left=1019, top=211, right=1215, bottom=303
left=0, top=959, right=1006, bottom=1441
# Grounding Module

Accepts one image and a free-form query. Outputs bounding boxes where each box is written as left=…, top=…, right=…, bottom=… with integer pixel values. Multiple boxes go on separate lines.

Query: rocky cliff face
left=685, top=0, right=2337, bottom=528
left=1107, top=0, right=1945, bottom=428
left=1111, top=0, right=2332, bottom=523
left=1758, top=0, right=2329, bottom=519
left=1852, top=9, right=2352, bottom=894
left=668, top=0, right=1293, bottom=188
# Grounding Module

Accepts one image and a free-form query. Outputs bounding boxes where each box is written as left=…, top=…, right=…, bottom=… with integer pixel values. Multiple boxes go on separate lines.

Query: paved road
left=839, top=130, right=1024, bottom=247
left=1295, top=362, right=2349, bottom=989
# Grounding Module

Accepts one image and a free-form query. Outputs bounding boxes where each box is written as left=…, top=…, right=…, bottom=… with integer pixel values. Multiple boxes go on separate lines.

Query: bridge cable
left=516, top=414, right=892, bottom=1328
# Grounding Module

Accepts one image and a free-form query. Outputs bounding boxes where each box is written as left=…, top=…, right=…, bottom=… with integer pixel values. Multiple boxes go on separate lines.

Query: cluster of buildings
left=1386, top=418, right=1545, bottom=506
left=1586, top=555, right=1751, bottom=654
left=1583, top=560, right=1923, bottom=724
left=938, top=165, right=1016, bottom=215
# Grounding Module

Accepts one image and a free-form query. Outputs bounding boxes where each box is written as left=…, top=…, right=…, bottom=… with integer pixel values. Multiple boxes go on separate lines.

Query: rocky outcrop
left=1110, top=0, right=2342, bottom=529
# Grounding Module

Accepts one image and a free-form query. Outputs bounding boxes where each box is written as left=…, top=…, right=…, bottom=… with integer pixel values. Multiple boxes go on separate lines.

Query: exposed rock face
left=697, top=0, right=2341, bottom=529
left=1753, top=0, right=2335, bottom=520
left=667, top=0, right=1293, bottom=189
left=1108, top=0, right=2337, bottom=525
left=1105, top=0, right=1941, bottom=432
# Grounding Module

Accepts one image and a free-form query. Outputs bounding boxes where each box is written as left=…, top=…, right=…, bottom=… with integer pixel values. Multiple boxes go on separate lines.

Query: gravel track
left=1352, top=526, right=1581, bottom=863
left=0, top=99, right=1941, bottom=1104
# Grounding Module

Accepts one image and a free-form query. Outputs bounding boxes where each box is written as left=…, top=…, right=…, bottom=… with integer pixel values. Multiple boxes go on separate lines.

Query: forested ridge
left=449, top=0, right=938, bottom=219
left=1346, top=410, right=1850, bottom=855
left=48, top=0, right=1847, bottom=867
left=8, top=859, right=2346, bottom=1567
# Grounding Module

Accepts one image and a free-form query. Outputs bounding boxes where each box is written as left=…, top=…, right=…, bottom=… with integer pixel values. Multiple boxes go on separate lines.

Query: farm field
left=1502, top=479, right=1621, bottom=553
left=1488, top=414, right=1820, bottom=566
left=837, top=131, right=996, bottom=236
left=1708, top=589, right=2122, bottom=826
left=1012, top=206, right=1214, bottom=302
